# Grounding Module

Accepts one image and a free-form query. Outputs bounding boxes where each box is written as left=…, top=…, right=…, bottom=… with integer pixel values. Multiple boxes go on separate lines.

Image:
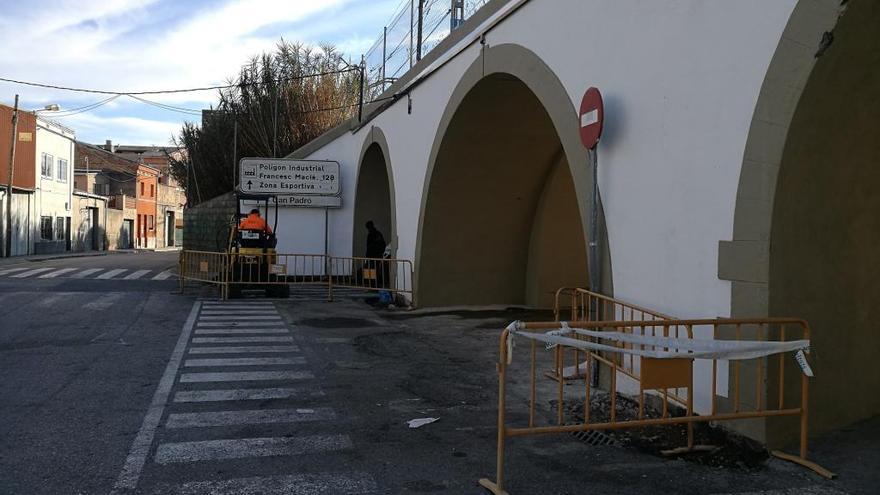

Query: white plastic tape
left=795, top=350, right=814, bottom=377
left=510, top=326, right=810, bottom=364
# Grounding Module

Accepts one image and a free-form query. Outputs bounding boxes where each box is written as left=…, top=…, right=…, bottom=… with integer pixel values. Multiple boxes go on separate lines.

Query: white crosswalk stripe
left=156, top=472, right=377, bottom=495
left=38, top=268, right=78, bottom=278
left=173, top=387, right=323, bottom=403
left=154, top=435, right=352, bottom=464
left=191, top=336, right=294, bottom=344
left=187, top=345, right=299, bottom=354
left=194, top=328, right=289, bottom=335
left=179, top=370, right=313, bottom=382
left=10, top=267, right=54, bottom=278
left=165, top=407, right=335, bottom=428
left=151, top=270, right=175, bottom=280
left=0, top=267, right=30, bottom=276
left=70, top=268, right=104, bottom=278
left=97, top=268, right=128, bottom=279
left=183, top=356, right=305, bottom=367
left=123, top=269, right=152, bottom=280
left=116, top=300, right=374, bottom=492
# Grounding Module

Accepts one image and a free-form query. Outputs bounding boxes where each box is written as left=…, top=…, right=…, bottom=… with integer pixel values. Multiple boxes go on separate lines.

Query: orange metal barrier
left=478, top=318, right=834, bottom=495
left=178, top=250, right=229, bottom=299
left=551, top=288, right=685, bottom=404
left=326, top=255, right=414, bottom=304
left=178, top=250, right=415, bottom=304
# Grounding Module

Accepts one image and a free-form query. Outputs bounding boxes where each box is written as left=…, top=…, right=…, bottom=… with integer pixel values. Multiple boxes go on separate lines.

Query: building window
left=140, top=182, right=145, bottom=196
left=57, top=159, right=68, bottom=183
left=41, top=153, right=53, bottom=179
left=148, top=215, right=154, bottom=230
left=150, top=184, right=154, bottom=197
left=40, top=216, right=53, bottom=240
left=55, top=217, right=65, bottom=241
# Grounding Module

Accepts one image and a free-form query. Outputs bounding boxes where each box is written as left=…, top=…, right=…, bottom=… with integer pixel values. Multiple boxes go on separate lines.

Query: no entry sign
left=579, top=87, right=604, bottom=149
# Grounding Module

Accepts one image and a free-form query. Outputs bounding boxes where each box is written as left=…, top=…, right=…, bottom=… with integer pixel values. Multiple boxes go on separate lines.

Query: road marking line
left=187, top=345, right=300, bottom=354
left=191, top=336, right=294, bottom=344
left=184, top=357, right=305, bottom=367
left=123, top=269, right=151, bottom=280
left=0, top=267, right=30, bottom=276
left=316, top=337, right=353, bottom=344
left=112, top=301, right=201, bottom=492
left=198, top=315, right=282, bottom=321
left=154, top=472, right=377, bottom=494
left=165, top=407, right=334, bottom=428
left=154, top=434, right=351, bottom=464
left=194, top=328, right=288, bottom=335
left=71, top=268, right=103, bottom=278
left=38, top=268, right=78, bottom=278
left=98, top=268, right=127, bottom=279
left=196, top=321, right=286, bottom=327
left=173, top=387, right=324, bottom=403
left=10, top=267, right=54, bottom=278
left=151, top=270, right=175, bottom=280
left=179, top=370, right=313, bottom=383
left=200, top=310, right=280, bottom=315
left=202, top=302, right=275, bottom=307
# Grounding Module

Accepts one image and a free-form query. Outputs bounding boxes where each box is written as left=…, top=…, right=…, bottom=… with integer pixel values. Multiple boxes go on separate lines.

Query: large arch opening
left=769, top=0, right=879, bottom=439
left=417, top=73, right=588, bottom=308
left=352, top=142, right=393, bottom=258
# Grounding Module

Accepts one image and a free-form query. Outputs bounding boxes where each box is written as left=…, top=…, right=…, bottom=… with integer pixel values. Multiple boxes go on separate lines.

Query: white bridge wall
left=285, top=0, right=796, bottom=321
left=279, top=0, right=800, bottom=413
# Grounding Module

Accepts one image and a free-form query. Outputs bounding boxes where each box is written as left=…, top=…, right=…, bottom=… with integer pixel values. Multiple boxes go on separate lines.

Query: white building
left=33, top=117, right=74, bottom=254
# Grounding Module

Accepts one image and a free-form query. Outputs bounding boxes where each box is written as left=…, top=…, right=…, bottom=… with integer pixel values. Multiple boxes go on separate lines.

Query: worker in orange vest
left=239, top=208, right=272, bottom=234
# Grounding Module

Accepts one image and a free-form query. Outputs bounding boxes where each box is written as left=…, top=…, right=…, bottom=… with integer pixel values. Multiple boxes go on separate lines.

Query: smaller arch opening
left=353, top=143, right=393, bottom=258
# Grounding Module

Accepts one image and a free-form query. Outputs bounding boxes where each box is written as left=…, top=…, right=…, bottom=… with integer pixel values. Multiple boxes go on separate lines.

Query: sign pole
left=589, top=146, right=599, bottom=295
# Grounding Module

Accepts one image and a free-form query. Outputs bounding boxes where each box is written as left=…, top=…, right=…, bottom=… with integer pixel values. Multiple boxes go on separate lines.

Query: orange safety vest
left=239, top=213, right=272, bottom=234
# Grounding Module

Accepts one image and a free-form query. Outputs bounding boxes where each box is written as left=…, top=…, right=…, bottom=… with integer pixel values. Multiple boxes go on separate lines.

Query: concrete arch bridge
left=277, top=0, right=879, bottom=442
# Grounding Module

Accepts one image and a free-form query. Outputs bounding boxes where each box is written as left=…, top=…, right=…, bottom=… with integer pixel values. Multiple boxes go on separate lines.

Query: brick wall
left=183, top=192, right=236, bottom=252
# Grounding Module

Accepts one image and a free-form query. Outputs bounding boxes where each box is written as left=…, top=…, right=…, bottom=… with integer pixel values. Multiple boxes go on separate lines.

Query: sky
left=0, top=0, right=407, bottom=146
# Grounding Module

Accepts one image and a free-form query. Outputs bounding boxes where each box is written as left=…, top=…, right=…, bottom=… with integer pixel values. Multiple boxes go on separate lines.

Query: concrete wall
left=767, top=0, right=880, bottom=439
left=183, top=192, right=237, bottom=252
left=71, top=194, right=106, bottom=252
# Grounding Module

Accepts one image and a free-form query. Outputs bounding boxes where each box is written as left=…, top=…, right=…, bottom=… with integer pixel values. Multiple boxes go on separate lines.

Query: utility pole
left=358, top=56, right=365, bottom=121
left=4, top=94, right=19, bottom=258
left=416, top=0, right=424, bottom=62
left=382, top=26, right=387, bottom=90
left=410, top=0, right=414, bottom=69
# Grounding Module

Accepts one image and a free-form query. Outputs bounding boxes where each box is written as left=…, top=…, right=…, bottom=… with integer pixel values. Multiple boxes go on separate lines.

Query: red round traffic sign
left=579, top=87, right=604, bottom=149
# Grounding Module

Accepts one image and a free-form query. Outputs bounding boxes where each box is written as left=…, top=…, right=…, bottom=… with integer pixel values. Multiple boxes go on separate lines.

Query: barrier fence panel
left=178, top=250, right=229, bottom=299
left=178, top=251, right=415, bottom=304
left=478, top=317, right=834, bottom=495
left=327, top=255, right=414, bottom=303
left=551, top=288, right=685, bottom=405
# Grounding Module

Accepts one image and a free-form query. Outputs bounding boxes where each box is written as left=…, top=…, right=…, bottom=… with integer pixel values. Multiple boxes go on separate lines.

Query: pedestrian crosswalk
left=114, top=300, right=377, bottom=494
left=0, top=265, right=177, bottom=281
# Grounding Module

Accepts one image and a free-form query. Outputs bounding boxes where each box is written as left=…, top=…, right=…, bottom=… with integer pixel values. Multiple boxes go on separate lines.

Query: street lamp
left=34, top=103, right=60, bottom=113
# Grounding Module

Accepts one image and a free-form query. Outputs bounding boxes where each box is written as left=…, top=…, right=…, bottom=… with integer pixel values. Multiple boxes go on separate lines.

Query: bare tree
left=169, top=41, right=359, bottom=204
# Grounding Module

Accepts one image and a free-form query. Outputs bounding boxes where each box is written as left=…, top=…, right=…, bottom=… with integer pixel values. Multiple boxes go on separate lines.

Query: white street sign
left=243, top=195, right=342, bottom=208
left=239, top=158, right=340, bottom=195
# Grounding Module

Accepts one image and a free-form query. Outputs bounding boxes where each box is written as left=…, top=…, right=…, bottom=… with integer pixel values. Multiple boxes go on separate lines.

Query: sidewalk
left=0, top=247, right=180, bottom=267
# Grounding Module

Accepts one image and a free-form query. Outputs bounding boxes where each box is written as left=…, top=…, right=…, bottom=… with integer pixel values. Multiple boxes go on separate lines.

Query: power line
left=0, top=67, right=357, bottom=96
left=51, top=94, right=121, bottom=117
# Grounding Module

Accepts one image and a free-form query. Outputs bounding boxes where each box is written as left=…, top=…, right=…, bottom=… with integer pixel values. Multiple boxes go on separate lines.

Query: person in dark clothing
left=364, top=221, right=388, bottom=288
left=365, top=221, right=386, bottom=258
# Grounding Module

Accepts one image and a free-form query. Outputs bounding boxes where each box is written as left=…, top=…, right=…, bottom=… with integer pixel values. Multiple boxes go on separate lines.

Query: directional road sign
left=239, top=158, right=340, bottom=196
left=243, top=195, right=342, bottom=208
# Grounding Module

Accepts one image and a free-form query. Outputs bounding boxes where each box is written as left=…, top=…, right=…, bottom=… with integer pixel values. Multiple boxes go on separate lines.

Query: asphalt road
left=0, top=252, right=872, bottom=494
left=0, top=252, right=189, bottom=494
